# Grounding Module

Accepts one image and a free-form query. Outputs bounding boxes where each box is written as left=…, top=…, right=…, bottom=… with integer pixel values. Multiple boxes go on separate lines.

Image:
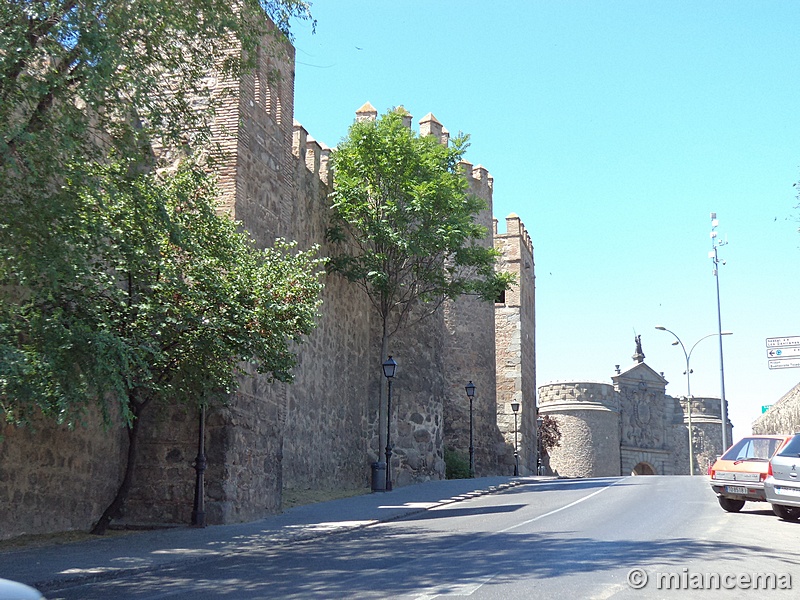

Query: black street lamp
left=511, top=400, right=520, bottom=476
left=536, top=415, right=544, bottom=476
left=382, top=356, right=397, bottom=492
left=191, top=405, right=207, bottom=527
left=465, top=381, right=476, bottom=478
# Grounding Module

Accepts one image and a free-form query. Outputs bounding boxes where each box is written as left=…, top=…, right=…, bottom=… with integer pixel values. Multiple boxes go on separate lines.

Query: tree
left=326, top=108, right=514, bottom=457
left=0, top=1, right=322, bottom=532
left=1, top=0, right=314, bottom=225
left=2, top=156, right=324, bottom=535
left=539, top=415, right=562, bottom=456
left=0, top=0, right=314, bottom=335
left=1, top=0, right=316, bottom=409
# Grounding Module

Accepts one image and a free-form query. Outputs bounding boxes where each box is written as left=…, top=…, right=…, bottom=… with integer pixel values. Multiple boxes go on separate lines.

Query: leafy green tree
left=327, top=108, right=514, bottom=455
left=0, top=0, right=313, bottom=335
left=0, top=1, right=322, bottom=533
left=1, top=157, right=324, bottom=535
left=1, top=0, right=313, bottom=231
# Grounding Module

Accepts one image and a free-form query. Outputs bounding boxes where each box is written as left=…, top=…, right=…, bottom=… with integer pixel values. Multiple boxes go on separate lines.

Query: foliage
left=1, top=0, right=313, bottom=214
left=445, top=447, right=471, bottom=480
left=0, top=0, right=318, bottom=428
left=539, top=414, right=562, bottom=455
left=0, top=1, right=321, bottom=533
left=1, top=158, right=324, bottom=427
left=326, top=108, right=515, bottom=339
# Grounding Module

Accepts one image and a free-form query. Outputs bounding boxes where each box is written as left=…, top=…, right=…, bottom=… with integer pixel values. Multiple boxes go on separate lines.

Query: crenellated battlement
left=494, top=213, right=533, bottom=256
left=292, top=120, right=331, bottom=185
left=292, top=103, right=500, bottom=215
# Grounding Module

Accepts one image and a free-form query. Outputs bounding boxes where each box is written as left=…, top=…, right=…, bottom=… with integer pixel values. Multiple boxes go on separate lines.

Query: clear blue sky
left=289, top=1, right=800, bottom=437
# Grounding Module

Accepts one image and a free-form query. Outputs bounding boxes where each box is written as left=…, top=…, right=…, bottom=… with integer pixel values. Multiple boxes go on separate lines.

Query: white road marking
left=498, top=477, right=630, bottom=533
left=411, top=478, right=630, bottom=599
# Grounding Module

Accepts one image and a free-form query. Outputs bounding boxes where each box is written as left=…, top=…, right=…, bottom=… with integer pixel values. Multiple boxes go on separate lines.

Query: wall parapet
left=538, top=381, right=620, bottom=414
left=495, top=213, right=533, bottom=256
left=292, top=120, right=331, bottom=185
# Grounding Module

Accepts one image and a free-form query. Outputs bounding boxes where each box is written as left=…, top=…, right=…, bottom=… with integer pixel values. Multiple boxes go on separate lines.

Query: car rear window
left=721, top=437, right=785, bottom=461
left=777, top=435, right=800, bottom=457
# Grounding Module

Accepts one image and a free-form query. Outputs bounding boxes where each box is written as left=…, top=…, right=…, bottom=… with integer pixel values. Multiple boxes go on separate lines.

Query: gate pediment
left=614, top=362, right=668, bottom=449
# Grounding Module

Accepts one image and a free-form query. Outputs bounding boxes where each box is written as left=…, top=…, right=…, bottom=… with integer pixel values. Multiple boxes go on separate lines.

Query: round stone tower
left=685, top=396, right=726, bottom=475
left=537, top=381, right=621, bottom=477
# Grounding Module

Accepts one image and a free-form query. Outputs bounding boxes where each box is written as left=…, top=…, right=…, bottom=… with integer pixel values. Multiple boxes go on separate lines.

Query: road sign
left=769, top=358, right=800, bottom=370
left=766, top=336, right=800, bottom=348
left=767, top=347, right=800, bottom=358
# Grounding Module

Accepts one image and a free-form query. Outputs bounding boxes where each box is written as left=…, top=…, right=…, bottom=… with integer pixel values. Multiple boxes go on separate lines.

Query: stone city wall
left=0, top=410, right=127, bottom=540
left=0, top=19, right=525, bottom=537
left=684, top=396, right=726, bottom=475
left=442, top=156, right=506, bottom=478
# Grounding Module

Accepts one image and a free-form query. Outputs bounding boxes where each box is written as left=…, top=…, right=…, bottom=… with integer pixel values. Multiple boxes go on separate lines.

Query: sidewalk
left=0, top=476, right=537, bottom=594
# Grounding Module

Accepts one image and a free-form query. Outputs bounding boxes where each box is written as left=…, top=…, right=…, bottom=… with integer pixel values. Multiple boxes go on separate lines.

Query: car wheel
left=718, top=496, right=745, bottom=512
left=772, top=504, right=800, bottom=521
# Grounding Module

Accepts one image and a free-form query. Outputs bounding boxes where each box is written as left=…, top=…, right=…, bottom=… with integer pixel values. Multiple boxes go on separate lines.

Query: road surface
left=47, top=476, right=799, bottom=598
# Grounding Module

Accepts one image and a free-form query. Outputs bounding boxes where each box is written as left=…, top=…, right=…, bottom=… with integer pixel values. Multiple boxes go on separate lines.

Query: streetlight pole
left=655, top=326, right=732, bottom=475
left=465, top=381, right=476, bottom=478
left=710, top=213, right=730, bottom=450
left=511, top=400, right=520, bottom=476
left=382, top=356, right=397, bottom=492
left=191, top=404, right=206, bottom=527
left=536, top=416, right=544, bottom=476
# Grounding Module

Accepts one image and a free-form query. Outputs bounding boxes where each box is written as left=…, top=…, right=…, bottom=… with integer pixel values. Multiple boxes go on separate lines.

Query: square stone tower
left=494, top=214, right=536, bottom=474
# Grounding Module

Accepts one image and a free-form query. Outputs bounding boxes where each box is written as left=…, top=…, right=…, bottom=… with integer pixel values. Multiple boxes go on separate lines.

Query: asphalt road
left=47, top=476, right=800, bottom=599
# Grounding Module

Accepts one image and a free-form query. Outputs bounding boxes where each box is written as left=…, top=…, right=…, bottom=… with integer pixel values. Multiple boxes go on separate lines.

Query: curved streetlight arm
left=655, top=325, right=689, bottom=366
left=655, top=327, right=732, bottom=398
left=687, top=332, right=732, bottom=363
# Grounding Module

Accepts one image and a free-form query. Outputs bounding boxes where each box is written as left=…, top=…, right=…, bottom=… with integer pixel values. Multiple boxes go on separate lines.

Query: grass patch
left=0, top=528, right=137, bottom=552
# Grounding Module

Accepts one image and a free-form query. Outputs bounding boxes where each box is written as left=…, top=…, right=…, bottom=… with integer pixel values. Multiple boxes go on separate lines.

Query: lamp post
left=191, top=404, right=206, bottom=527
left=382, top=356, right=397, bottom=492
left=465, top=381, right=476, bottom=478
left=655, top=326, right=732, bottom=475
left=536, top=415, right=544, bottom=476
left=511, top=400, right=520, bottom=476
left=710, top=213, right=730, bottom=450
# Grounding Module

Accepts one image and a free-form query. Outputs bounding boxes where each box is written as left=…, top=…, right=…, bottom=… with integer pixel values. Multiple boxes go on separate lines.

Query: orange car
left=709, top=434, right=793, bottom=512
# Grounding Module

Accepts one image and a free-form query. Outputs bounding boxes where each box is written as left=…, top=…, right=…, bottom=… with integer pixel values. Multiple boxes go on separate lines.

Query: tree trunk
left=90, top=396, right=145, bottom=535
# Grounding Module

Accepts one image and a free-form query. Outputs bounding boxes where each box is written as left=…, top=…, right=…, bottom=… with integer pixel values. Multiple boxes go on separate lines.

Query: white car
left=764, top=433, right=800, bottom=521
left=0, top=578, right=44, bottom=599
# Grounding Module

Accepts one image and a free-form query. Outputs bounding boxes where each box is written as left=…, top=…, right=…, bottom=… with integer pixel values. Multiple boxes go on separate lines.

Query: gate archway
left=631, top=462, right=656, bottom=475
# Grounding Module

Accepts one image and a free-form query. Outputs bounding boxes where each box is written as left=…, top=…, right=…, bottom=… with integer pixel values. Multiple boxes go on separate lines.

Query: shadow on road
left=51, top=513, right=800, bottom=599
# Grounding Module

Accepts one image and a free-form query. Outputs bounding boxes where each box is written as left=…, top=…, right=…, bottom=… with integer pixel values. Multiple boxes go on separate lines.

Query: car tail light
left=768, top=462, right=774, bottom=477
left=710, top=468, right=715, bottom=479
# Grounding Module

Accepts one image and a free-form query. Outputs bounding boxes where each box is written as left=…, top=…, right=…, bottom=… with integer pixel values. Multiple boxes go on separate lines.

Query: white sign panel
left=769, top=358, right=800, bottom=370
left=766, top=336, right=800, bottom=348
